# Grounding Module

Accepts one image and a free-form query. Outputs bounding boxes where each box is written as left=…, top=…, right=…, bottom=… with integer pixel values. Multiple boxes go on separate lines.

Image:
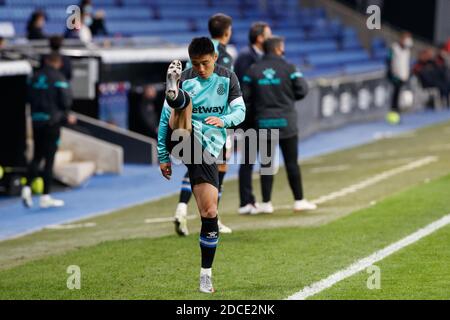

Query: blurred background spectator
left=413, top=48, right=450, bottom=107
left=387, top=32, right=413, bottom=113
left=90, top=10, right=108, bottom=37
left=26, top=10, right=47, bottom=40
left=139, top=85, right=160, bottom=139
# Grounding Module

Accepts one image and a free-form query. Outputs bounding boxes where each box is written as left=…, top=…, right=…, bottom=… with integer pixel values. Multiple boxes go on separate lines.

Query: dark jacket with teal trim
left=28, top=65, right=73, bottom=126
left=216, top=41, right=234, bottom=71
left=242, top=54, right=308, bottom=139
left=234, top=45, right=262, bottom=130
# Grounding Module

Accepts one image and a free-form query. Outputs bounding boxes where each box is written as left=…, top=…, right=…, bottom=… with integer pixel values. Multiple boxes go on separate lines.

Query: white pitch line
left=287, top=213, right=450, bottom=300
left=45, top=222, right=97, bottom=230
left=312, top=156, right=437, bottom=205
left=144, top=215, right=197, bottom=224
left=273, top=156, right=437, bottom=211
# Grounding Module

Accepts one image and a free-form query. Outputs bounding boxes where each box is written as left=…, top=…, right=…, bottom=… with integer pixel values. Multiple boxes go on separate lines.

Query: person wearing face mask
left=387, top=32, right=413, bottom=121
left=241, top=36, right=316, bottom=214
left=65, top=13, right=92, bottom=44
left=26, top=10, right=47, bottom=40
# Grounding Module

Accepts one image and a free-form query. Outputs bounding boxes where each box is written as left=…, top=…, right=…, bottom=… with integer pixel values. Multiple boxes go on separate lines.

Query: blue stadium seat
left=343, top=60, right=386, bottom=74
left=306, top=49, right=370, bottom=68
left=285, top=40, right=338, bottom=56
left=0, top=0, right=376, bottom=76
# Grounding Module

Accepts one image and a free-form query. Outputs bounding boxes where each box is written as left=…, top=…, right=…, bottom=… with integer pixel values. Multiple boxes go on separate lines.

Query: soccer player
left=242, top=36, right=316, bottom=213
left=174, top=13, right=234, bottom=236
left=158, top=37, right=245, bottom=293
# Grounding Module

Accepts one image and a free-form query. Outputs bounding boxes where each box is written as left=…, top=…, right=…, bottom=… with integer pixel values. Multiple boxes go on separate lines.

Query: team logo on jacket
left=217, top=83, right=225, bottom=95
left=263, top=68, right=276, bottom=79
left=259, top=68, right=281, bottom=85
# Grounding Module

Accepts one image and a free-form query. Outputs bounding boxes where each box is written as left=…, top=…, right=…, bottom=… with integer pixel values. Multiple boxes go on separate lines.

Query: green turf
left=1, top=121, right=450, bottom=272
left=1, top=173, right=449, bottom=299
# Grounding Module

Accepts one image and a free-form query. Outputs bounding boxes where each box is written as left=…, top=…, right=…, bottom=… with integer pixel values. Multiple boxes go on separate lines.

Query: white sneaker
left=199, top=269, right=215, bottom=294
left=238, top=203, right=260, bottom=215
left=218, top=220, right=232, bottom=234
left=258, top=202, right=274, bottom=214
left=21, top=186, right=33, bottom=208
left=294, top=199, right=317, bottom=212
left=39, top=195, right=64, bottom=208
left=174, top=203, right=189, bottom=236
left=165, top=59, right=182, bottom=102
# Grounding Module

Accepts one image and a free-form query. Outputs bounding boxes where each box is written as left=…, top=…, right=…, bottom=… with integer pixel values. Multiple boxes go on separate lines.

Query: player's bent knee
left=200, top=206, right=218, bottom=219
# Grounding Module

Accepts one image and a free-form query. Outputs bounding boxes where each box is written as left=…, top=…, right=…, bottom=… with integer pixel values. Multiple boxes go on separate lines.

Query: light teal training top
left=157, top=64, right=246, bottom=163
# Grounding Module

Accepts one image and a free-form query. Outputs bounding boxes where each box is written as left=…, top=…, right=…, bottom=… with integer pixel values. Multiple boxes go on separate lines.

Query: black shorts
left=166, top=128, right=219, bottom=189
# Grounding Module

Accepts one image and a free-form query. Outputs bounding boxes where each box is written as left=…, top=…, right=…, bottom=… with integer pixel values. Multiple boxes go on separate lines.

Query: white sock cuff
left=200, top=268, right=212, bottom=277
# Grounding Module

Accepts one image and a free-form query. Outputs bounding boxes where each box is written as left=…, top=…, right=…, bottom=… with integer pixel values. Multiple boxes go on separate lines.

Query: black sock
left=166, top=88, right=191, bottom=110
left=199, top=216, right=219, bottom=269
left=179, top=171, right=192, bottom=204
left=217, top=171, right=226, bottom=203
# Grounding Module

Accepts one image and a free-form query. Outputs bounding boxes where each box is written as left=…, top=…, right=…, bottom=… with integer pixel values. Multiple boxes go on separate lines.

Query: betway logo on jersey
left=192, top=106, right=225, bottom=114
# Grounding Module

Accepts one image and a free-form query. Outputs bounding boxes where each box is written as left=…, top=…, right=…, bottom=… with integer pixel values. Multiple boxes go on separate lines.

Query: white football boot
left=199, top=269, right=215, bottom=294
left=238, top=203, right=260, bottom=215
left=258, top=202, right=274, bottom=214
left=165, top=59, right=182, bottom=102
left=174, top=203, right=189, bottom=236
left=21, top=186, right=33, bottom=208
left=40, top=195, right=64, bottom=208
left=218, top=220, right=232, bottom=234
left=293, top=199, right=317, bottom=212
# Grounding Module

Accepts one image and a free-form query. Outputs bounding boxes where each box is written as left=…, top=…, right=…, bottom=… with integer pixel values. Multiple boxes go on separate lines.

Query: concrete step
left=53, top=161, right=96, bottom=187
left=54, top=150, right=74, bottom=167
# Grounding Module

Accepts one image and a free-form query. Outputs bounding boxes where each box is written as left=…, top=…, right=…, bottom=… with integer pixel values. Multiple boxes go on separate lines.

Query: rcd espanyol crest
left=217, top=83, right=225, bottom=95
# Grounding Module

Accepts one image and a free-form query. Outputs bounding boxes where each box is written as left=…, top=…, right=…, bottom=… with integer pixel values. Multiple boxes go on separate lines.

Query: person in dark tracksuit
left=21, top=53, right=75, bottom=209
left=242, top=36, right=317, bottom=213
left=235, top=21, right=272, bottom=215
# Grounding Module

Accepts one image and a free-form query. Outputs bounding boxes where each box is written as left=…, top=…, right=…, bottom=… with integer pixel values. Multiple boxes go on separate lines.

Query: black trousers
left=391, top=80, right=406, bottom=112
left=238, top=135, right=257, bottom=207
left=260, top=135, right=304, bottom=203
left=27, top=124, right=60, bottom=195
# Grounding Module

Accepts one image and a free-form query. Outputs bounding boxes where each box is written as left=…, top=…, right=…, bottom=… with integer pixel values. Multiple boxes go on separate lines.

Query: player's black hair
left=208, top=13, right=232, bottom=39
left=263, top=36, right=284, bottom=54
left=188, top=37, right=215, bottom=58
left=249, top=21, right=269, bottom=45
left=49, top=35, right=64, bottom=51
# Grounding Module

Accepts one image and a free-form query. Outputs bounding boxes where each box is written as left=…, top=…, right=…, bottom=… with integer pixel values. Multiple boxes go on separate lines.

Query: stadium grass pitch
left=0, top=121, right=450, bottom=299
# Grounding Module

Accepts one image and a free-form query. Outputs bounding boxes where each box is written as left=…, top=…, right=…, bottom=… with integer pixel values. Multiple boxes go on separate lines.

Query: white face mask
left=84, top=16, right=93, bottom=27
left=404, top=37, right=413, bottom=48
